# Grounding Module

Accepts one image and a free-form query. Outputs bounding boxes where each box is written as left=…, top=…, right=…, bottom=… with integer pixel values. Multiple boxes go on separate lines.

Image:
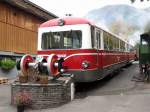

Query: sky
left=29, top=0, right=150, bottom=17
left=29, top=0, right=150, bottom=45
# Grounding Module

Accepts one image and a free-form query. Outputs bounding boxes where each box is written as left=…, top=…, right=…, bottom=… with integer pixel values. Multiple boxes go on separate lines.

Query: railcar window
left=116, top=38, right=119, bottom=51
left=41, top=30, right=82, bottom=49
left=112, top=36, right=115, bottom=50
left=103, top=31, right=120, bottom=51
left=120, top=41, right=122, bottom=51
left=98, top=32, right=101, bottom=49
left=109, top=35, right=113, bottom=50
left=123, top=42, right=125, bottom=50
left=140, top=38, right=150, bottom=53
left=113, top=37, right=119, bottom=51
left=96, top=31, right=101, bottom=49
left=91, top=26, right=95, bottom=48
left=104, top=32, right=109, bottom=50
left=120, top=40, right=125, bottom=51
left=127, top=44, right=129, bottom=51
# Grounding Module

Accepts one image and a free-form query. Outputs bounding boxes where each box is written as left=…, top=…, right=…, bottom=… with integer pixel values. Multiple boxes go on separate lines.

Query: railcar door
left=94, top=28, right=104, bottom=79
left=95, top=28, right=103, bottom=68
left=91, top=27, right=99, bottom=67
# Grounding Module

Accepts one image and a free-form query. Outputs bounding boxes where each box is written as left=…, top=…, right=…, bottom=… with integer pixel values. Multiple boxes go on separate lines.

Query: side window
left=109, top=35, right=113, bottom=50
left=103, top=31, right=124, bottom=51
left=104, top=32, right=109, bottom=50
left=116, top=38, right=119, bottom=51
left=96, top=31, right=101, bottom=49
left=112, top=36, right=116, bottom=51
left=113, top=37, right=119, bottom=51
left=120, top=40, right=122, bottom=51
left=98, top=32, right=101, bottom=49
left=91, top=26, right=95, bottom=48
left=123, top=42, right=125, bottom=51
left=120, top=40, right=125, bottom=51
left=94, top=31, right=98, bottom=49
left=91, top=27, right=100, bottom=49
left=127, top=44, right=129, bottom=51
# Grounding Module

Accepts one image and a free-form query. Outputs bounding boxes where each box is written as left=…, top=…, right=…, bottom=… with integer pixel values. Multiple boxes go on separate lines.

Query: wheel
left=47, top=54, right=59, bottom=77
left=20, top=54, right=34, bottom=75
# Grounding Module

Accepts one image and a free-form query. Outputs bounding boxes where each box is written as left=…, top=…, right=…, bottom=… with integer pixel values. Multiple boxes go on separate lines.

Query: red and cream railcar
left=19, top=17, right=135, bottom=82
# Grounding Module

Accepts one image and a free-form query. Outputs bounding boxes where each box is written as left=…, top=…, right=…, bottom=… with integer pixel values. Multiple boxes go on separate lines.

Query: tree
left=108, top=18, right=138, bottom=41
left=131, top=0, right=149, bottom=3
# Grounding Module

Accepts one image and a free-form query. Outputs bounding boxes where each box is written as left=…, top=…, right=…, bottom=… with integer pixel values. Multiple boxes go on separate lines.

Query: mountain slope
left=85, top=5, right=150, bottom=44
left=86, top=5, right=150, bottom=29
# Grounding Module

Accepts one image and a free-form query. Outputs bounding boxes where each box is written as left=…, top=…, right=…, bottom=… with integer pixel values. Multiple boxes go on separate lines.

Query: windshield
left=41, top=30, right=82, bottom=49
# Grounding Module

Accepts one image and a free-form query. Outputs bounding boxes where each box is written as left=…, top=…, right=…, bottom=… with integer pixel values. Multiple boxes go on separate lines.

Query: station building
left=0, top=0, right=57, bottom=57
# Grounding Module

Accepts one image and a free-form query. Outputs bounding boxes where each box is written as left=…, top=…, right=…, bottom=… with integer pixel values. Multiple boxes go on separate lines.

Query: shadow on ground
left=75, top=64, right=135, bottom=99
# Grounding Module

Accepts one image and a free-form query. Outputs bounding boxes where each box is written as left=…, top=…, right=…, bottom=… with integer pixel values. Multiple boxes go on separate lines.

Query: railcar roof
left=40, top=17, right=93, bottom=27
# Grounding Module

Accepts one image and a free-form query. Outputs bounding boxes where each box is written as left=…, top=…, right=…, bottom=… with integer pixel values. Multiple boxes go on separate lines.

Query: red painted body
left=38, top=49, right=98, bottom=70
left=40, top=17, right=92, bottom=28
left=36, top=17, right=136, bottom=82
left=37, top=49, right=135, bottom=71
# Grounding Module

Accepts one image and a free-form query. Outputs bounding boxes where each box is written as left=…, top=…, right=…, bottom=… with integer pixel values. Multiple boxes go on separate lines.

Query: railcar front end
left=18, top=18, right=102, bottom=82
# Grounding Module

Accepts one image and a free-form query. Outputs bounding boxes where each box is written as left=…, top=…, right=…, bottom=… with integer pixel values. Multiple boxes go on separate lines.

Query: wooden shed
left=0, top=0, right=57, bottom=55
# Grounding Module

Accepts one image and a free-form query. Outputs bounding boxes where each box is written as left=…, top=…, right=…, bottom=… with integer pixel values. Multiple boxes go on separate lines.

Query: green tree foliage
left=131, top=0, right=149, bottom=3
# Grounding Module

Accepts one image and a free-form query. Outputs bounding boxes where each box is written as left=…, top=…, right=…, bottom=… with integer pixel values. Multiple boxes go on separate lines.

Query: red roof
left=40, top=17, right=92, bottom=27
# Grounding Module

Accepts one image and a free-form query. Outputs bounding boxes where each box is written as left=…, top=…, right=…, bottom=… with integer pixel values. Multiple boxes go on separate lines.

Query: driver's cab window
left=140, top=36, right=150, bottom=54
left=142, top=39, right=148, bottom=45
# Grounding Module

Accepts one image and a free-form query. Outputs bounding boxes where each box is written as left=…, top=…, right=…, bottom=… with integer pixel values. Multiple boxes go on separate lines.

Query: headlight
left=58, top=19, right=65, bottom=26
left=82, top=61, right=89, bottom=69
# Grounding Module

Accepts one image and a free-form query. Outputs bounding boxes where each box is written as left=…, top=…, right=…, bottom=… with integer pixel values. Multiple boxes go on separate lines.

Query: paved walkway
left=0, top=67, right=18, bottom=79
left=0, top=63, right=150, bottom=112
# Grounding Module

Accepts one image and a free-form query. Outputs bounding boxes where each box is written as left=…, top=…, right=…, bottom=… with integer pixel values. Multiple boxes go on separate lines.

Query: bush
left=0, top=58, right=16, bottom=70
